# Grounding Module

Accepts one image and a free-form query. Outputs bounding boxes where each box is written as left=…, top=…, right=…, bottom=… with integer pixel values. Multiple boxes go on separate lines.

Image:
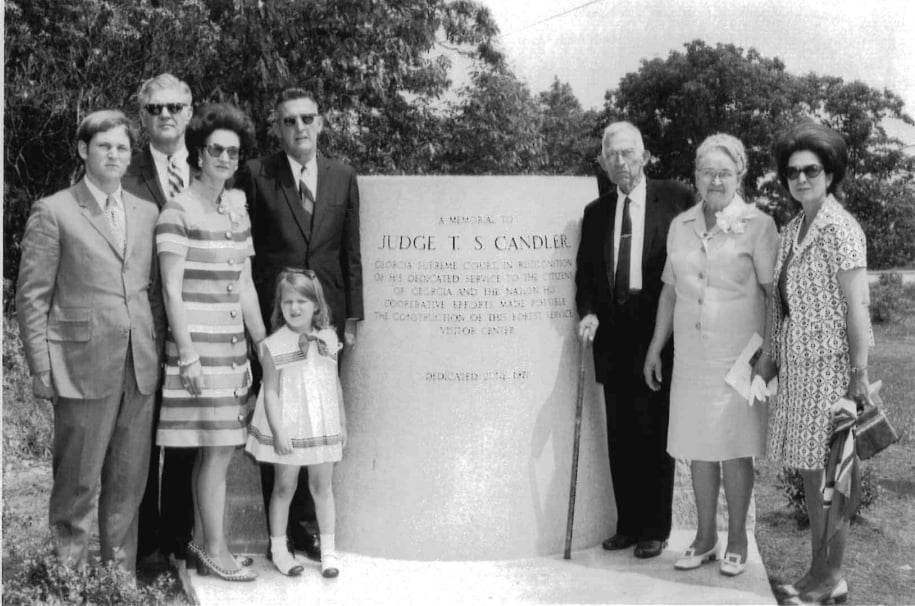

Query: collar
left=287, top=154, right=318, bottom=179
left=617, top=176, right=646, bottom=206
left=84, top=176, right=123, bottom=209
left=149, top=143, right=188, bottom=164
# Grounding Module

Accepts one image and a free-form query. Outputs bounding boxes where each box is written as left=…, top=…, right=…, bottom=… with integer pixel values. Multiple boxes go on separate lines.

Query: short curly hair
left=695, top=133, right=747, bottom=178
left=186, top=103, right=256, bottom=167
left=773, top=122, right=848, bottom=197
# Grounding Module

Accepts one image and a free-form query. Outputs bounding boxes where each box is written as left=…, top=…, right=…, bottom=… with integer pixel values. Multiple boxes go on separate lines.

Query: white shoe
left=674, top=541, right=719, bottom=570
left=321, top=553, right=340, bottom=578
left=719, top=551, right=747, bottom=577
left=271, top=548, right=304, bottom=577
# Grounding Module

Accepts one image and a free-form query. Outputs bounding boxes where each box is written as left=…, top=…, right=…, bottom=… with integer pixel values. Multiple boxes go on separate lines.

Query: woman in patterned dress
left=644, top=134, right=778, bottom=576
left=756, top=122, right=872, bottom=604
left=156, top=103, right=266, bottom=581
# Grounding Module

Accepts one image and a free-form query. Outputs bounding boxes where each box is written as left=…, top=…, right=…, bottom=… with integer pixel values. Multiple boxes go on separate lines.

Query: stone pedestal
left=226, top=448, right=268, bottom=553
left=336, top=176, right=614, bottom=560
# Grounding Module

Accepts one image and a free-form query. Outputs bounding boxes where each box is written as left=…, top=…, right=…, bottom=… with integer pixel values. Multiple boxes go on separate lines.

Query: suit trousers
left=602, top=305, right=674, bottom=542
left=137, top=414, right=196, bottom=560
left=50, top=349, right=154, bottom=573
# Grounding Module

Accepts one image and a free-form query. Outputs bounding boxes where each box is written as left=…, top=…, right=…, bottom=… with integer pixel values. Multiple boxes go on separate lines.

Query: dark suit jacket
left=575, top=178, right=693, bottom=384
left=16, top=179, right=163, bottom=398
left=123, top=147, right=172, bottom=209
left=237, top=151, right=363, bottom=334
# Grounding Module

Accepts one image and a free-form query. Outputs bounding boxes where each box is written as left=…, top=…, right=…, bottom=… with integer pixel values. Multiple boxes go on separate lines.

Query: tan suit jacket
left=16, top=179, right=163, bottom=398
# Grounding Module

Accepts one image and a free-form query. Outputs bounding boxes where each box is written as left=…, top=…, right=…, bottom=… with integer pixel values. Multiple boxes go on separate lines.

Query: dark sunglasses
left=144, top=103, right=187, bottom=116
left=785, top=164, right=824, bottom=181
left=204, top=144, right=240, bottom=160
left=281, top=113, right=318, bottom=127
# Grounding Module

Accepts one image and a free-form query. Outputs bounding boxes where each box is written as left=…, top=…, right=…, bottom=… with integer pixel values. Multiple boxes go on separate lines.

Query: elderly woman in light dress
left=644, top=133, right=778, bottom=577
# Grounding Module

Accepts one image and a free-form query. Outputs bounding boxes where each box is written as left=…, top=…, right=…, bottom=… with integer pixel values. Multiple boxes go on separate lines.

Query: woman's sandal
left=188, top=541, right=257, bottom=581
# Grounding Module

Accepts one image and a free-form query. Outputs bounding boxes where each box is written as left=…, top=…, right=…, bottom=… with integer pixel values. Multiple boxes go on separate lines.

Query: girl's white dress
left=246, top=325, right=344, bottom=466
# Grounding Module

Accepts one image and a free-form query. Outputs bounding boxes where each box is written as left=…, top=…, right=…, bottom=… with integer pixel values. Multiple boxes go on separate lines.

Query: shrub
left=2, top=314, right=53, bottom=460
left=777, top=466, right=879, bottom=527
left=1, top=547, right=173, bottom=605
left=869, top=272, right=907, bottom=324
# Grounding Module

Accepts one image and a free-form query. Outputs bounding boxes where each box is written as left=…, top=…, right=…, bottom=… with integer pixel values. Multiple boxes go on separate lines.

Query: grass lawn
left=755, top=285, right=915, bottom=605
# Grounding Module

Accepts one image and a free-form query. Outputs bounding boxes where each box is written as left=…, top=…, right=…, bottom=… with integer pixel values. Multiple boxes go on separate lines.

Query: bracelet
left=177, top=353, right=200, bottom=368
left=850, top=365, right=868, bottom=375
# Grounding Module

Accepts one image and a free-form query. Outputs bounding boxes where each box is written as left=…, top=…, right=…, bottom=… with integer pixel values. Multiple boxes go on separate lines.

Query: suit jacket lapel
left=123, top=191, right=144, bottom=261
left=602, top=191, right=618, bottom=293
left=272, top=152, right=311, bottom=246
left=642, top=180, right=661, bottom=270
left=312, top=155, right=331, bottom=239
left=139, top=147, right=168, bottom=207
left=74, top=179, right=124, bottom=259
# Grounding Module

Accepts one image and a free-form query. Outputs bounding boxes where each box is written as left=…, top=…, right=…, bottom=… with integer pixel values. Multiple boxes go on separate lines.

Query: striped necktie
left=299, top=166, right=315, bottom=225
left=105, top=194, right=126, bottom=254
left=167, top=155, right=184, bottom=198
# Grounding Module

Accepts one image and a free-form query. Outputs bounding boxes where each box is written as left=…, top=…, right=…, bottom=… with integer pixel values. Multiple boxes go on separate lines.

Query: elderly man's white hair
left=601, top=121, right=645, bottom=154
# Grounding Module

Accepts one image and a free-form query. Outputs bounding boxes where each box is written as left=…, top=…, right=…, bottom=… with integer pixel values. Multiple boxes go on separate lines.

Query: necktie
left=167, top=155, right=184, bottom=198
left=299, top=167, right=315, bottom=230
left=614, top=196, right=632, bottom=304
left=105, top=194, right=126, bottom=254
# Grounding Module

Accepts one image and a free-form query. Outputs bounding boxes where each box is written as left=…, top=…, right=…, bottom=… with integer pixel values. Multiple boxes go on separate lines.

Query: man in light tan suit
left=16, top=110, right=164, bottom=573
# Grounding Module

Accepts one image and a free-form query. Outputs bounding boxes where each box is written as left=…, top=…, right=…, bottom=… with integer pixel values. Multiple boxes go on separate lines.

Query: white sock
left=321, top=533, right=336, bottom=555
left=270, top=535, right=287, bottom=556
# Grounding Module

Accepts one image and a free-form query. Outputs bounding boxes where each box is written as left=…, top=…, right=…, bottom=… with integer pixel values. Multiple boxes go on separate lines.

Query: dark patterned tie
left=167, top=155, right=184, bottom=198
left=614, top=196, right=632, bottom=304
left=299, top=167, right=315, bottom=233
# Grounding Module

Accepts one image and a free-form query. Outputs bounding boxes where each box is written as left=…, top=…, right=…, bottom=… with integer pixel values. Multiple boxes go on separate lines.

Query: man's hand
left=577, top=314, right=599, bottom=345
left=32, top=372, right=55, bottom=400
left=344, top=318, right=358, bottom=347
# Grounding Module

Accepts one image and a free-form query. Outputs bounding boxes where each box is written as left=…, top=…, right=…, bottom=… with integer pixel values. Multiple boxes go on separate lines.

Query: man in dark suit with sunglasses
left=122, top=73, right=196, bottom=569
left=237, top=87, right=363, bottom=561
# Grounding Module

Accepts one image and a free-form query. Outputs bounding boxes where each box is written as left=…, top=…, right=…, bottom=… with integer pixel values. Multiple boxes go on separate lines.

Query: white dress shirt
left=612, top=177, right=646, bottom=290
left=287, top=154, right=318, bottom=197
left=149, top=144, right=189, bottom=198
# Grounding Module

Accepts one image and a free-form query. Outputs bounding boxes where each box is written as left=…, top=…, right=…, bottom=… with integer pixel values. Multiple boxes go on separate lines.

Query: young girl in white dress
left=246, top=269, right=346, bottom=578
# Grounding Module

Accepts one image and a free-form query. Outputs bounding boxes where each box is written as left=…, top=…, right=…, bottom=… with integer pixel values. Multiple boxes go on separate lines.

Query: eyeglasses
left=785, top=164, right=824, bottom=181
left=603, top=149, right=641, bottom=162
left=144, top=103, right=187, bottom=116
left=204, top=144, right=240, bottom=160
left=281, top=114, right=318, bottom=127
left=697, top=168, right=737, bottom=181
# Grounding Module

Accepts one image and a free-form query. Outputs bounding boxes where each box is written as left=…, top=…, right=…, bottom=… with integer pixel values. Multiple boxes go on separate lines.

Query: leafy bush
left=1, top=547, right=173, bottom=605
left=2, top=313, right=53, bottom=460
left=777, top=466, right=879, bottom=527
left=870, top=272, right=907, bottom=324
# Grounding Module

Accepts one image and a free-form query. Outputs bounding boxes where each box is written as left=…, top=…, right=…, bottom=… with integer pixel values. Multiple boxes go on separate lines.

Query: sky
left=474, top=0, right=915, bottom=143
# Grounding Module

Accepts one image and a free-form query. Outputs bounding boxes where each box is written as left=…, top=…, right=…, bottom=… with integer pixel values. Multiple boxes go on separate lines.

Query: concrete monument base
left=189, top=529, right=775, bottom=605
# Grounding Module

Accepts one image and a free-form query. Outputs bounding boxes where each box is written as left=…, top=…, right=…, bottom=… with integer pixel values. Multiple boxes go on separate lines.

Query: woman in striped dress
left=156, top=103, right=266, bottom=581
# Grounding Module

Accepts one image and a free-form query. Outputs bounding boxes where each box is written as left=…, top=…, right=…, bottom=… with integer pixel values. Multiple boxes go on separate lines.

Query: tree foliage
left=604, top=40, right=915, bottom=268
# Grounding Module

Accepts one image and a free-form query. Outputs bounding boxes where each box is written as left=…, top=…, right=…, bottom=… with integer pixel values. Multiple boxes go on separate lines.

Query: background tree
left=538, top=77, right=600, bottom=175
left=603, top=40, right=915, bottom=268
left=436, top=68, right=545, bottom=174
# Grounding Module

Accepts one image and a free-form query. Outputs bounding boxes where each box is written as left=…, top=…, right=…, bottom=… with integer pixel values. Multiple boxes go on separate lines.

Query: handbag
left=854, top=380, right=899, bottom=460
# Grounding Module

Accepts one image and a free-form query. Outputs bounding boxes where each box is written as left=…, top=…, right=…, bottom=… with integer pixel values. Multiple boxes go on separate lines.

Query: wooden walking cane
left=564, top=340, right=588, bottom=560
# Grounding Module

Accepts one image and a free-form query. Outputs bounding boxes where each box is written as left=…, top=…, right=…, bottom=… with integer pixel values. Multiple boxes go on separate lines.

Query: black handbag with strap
left=855, top=380, right=899, bottom=460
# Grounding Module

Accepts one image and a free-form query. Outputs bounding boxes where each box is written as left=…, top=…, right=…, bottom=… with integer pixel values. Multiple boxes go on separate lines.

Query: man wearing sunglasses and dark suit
left=237, top=87, right=363, bottom=561
left=122, top=73, right=196, bottom=570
